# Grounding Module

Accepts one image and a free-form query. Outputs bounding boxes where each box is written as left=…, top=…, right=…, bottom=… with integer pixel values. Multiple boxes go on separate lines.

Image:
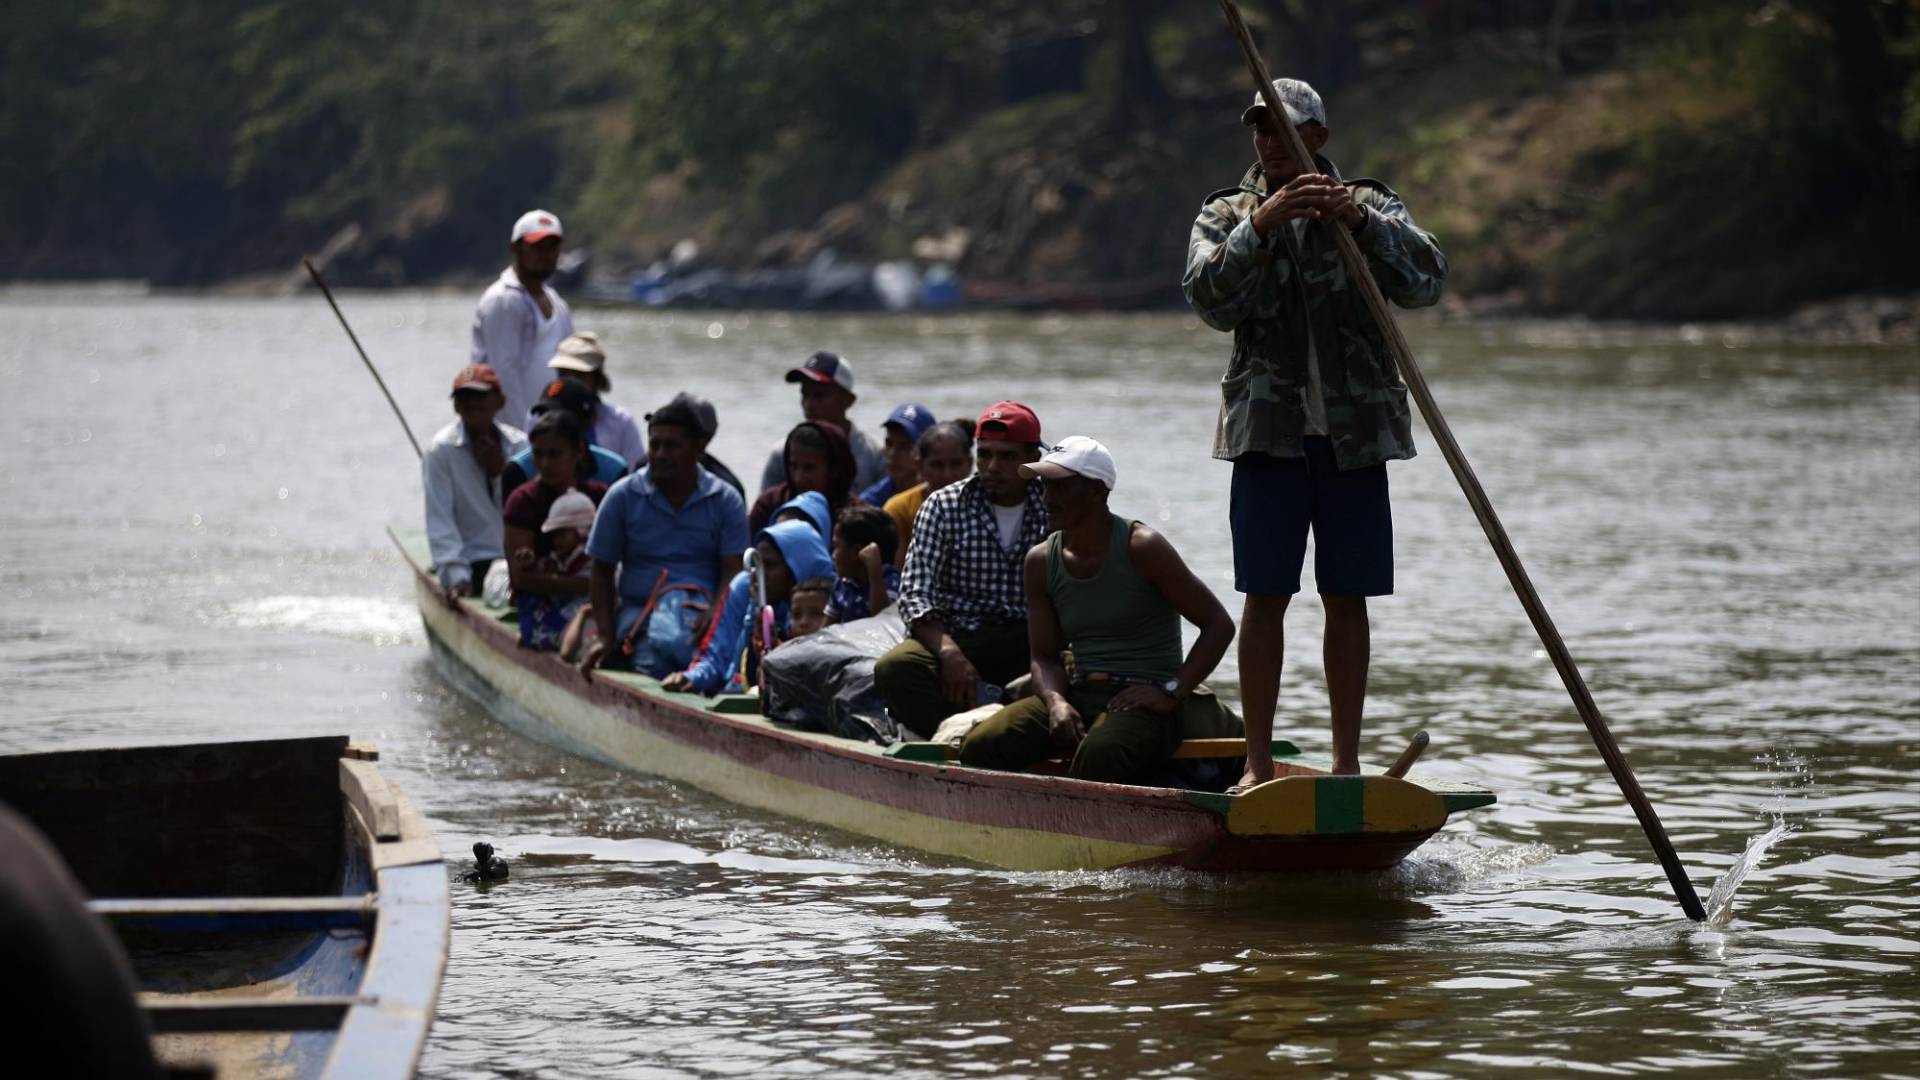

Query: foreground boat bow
left=0, top=735, right=448, bottom=1079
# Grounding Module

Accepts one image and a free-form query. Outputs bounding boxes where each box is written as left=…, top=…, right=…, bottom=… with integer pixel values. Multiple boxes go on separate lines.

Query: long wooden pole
left=303, top=256, right=423, bottom=461
left=1216, top=0, right=1705, bottom=922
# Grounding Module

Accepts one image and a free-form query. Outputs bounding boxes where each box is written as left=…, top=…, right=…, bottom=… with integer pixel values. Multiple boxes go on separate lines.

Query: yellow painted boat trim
left=1226, top=774, right=1445, bottom=837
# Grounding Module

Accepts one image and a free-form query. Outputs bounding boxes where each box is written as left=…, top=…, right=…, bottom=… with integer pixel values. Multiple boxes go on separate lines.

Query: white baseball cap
left=542, top=489, right=597, bottom=533
left=1020, top=435, right=1116, bottom=490
left=511, top=209, right=564, bottom=244
left=548, top=332, right=605, bottom=373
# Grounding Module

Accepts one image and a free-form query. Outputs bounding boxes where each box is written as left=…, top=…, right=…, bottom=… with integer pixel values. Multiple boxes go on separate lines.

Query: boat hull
left=399, top=529, right=1481, bottom=873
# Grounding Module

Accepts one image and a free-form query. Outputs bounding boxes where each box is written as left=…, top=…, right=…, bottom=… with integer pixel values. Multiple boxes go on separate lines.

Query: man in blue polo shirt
left=580, top=398, right=750, bottom=677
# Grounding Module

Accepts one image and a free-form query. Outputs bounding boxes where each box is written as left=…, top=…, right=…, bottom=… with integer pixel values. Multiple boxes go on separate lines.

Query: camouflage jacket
left=1183, top=159, right=1447, bottom=469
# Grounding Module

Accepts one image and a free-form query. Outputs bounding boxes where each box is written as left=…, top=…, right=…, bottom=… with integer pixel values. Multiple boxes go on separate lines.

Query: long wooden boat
left=395, top=528, right=1494, bottom=872
left=0, top=735, right=448, bottom=1079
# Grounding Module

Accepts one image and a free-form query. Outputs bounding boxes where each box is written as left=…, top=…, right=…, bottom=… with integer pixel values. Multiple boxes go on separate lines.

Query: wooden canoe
left=0, top=735, right=448, bottom=1079
left=395, top=527, right=1494, bottom=872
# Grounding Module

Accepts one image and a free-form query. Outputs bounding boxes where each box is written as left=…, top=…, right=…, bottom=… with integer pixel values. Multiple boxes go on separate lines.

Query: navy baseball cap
left=785, top=350, right=855, bottom=393
left=530, top=377, right=599, bottom=422
left=883, top=403, right=937, bottom=443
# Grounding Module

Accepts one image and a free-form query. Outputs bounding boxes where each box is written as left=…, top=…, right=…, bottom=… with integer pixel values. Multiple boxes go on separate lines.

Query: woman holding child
left=502, top=409, right=608, bottom=649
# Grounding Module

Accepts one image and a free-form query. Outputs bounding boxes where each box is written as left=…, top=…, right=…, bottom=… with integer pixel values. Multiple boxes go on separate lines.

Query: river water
left=1, top=290, right=1915, bottom=1077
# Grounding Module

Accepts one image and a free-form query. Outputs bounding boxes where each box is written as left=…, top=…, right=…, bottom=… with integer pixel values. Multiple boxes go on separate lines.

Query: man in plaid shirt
left=876, top=402, right=1050, bottom=738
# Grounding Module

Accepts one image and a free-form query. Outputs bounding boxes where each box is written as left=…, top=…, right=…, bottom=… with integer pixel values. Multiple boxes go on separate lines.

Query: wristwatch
left=1161, top=677, right=1182, bottom=697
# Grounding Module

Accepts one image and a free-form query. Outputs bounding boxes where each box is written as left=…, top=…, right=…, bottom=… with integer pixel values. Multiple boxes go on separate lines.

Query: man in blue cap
left=859, top=402, right=937, bottom=507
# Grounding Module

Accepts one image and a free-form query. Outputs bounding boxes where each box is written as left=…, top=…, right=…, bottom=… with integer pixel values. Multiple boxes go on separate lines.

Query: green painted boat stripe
left=1441, top=791, right=1497, bottom=813
left=1315, top=776, right=1365, bottom=833
left=1183, top=791, right=1233, bottom=815
left=886, top=743, right=951, bottom=762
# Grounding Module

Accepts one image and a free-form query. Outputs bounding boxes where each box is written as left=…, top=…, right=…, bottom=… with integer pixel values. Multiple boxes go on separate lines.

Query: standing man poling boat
left=958, top=437, right=1239, bottom=784
left=1183, top=78, right=1447, bottom=782
left=471, top=209, right=574, bottom=431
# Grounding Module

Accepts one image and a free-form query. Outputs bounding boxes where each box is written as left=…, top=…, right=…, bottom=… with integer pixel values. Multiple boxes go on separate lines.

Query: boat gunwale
left=393, top=526, right=1492, bottom=870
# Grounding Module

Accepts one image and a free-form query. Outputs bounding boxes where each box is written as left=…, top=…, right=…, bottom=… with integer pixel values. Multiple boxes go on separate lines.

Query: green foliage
left=1557, top=0, right=1918, bottom=317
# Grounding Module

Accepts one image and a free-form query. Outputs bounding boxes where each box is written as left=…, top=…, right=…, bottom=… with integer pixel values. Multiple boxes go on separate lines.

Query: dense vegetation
left=2, top=1, right=1915, bottom=319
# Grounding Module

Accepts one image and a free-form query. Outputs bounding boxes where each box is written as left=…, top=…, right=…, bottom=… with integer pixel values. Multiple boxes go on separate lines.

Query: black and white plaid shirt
left=898, top=475, right=1050, bottom=632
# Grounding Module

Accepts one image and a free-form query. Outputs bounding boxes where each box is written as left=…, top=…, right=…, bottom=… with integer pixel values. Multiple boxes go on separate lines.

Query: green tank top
left=1046, top=514, right=1181, bottom=684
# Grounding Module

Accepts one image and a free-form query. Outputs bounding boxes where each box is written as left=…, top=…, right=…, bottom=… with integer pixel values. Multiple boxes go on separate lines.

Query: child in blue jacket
left=661, top=518, right=833, bottom=695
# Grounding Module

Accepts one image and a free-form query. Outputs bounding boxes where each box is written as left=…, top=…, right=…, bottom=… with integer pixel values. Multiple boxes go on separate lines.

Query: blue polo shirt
left=587, top=465, right=750, bottom=606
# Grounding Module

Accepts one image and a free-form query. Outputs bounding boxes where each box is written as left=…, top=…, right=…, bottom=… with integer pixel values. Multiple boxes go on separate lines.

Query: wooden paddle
left=304, top=256, right=423, bottom=460
left=1215, top=0, right=1706, bottom=921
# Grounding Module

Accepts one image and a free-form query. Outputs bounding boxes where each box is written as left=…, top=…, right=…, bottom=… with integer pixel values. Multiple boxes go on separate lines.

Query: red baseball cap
left=451, top=364, right=500, bottom=394
left=976, top=401, right=1041, bottom=444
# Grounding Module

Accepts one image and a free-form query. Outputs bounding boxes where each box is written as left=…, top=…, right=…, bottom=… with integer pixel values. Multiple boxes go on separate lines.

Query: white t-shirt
left=470, top=267, right=575, bottom=431
left=990, top=502, right=1024, bottom=552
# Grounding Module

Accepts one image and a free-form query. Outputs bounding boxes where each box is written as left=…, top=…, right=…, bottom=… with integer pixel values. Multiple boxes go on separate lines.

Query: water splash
left=224, top=594, right=421, bottom=646
left=1703, top=820, right=1791, bottom=927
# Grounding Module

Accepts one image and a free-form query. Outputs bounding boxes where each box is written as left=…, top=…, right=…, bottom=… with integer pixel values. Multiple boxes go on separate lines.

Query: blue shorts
left=1230, top=438, right=1393, bottom=597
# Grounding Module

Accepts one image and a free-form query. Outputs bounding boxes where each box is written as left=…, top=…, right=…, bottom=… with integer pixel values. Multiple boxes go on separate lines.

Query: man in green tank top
left=959, top=438, right=1241, bottom=784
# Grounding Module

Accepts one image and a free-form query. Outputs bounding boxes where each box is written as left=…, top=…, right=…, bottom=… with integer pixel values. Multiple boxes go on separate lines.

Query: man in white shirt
left=471, top=209, right=575, bottom=430
left=756, top=351, right=886, bottom=494
left=423, top=364, right=530, bottom=599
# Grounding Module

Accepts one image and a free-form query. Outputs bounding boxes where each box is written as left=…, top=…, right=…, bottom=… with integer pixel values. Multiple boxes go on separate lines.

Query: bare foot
left=1234, top=762, right=1275, bottom=792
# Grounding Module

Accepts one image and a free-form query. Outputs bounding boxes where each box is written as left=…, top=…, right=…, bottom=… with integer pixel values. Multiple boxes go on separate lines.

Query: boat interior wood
left=0, top=735, right=349, bottom=899
left=91, top=896, right=375, bottom=932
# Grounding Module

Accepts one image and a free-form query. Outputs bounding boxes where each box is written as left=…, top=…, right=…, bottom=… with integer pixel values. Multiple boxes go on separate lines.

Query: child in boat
left=826, top=506, right=900, bottom=622
left=517, top=490, right=595, bottom=650
left=660, top=519, right=833, bottom=695
left=786, top=577, right=835, bottom=641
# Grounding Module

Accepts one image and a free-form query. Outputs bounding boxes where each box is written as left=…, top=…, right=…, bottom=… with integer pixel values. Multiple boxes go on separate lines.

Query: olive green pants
left=959, top=685, right=1237, bottom=785
left=874, top=621, right=1031, bottom=739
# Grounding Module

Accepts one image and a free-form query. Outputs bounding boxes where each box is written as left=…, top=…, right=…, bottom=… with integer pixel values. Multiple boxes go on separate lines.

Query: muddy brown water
left=2, top=291, right=1915, bottom=1077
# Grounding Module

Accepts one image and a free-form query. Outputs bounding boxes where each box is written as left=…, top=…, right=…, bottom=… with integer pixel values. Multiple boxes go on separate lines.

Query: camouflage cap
left=1242, top=78, right=1326, bottom=128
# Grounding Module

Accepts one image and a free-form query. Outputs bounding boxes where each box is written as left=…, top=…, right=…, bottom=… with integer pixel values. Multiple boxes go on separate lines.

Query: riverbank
left=4, top=5, right=1912, bottom=325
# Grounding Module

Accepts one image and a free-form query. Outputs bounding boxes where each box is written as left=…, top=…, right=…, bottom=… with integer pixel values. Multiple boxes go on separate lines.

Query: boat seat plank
left=141, top=995, right=358, bottom=1033
left=90, top=896, right=373, bottom=932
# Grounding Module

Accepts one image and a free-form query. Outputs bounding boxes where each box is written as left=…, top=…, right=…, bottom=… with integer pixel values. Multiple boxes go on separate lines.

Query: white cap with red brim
left=511, top=209, right=564, bottom=244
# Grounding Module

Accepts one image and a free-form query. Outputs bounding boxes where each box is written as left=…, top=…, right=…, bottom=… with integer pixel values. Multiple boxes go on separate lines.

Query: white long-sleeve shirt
left=423, top=418, right=530, bottom=591
left=470, top=268, right=574, bottom=430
